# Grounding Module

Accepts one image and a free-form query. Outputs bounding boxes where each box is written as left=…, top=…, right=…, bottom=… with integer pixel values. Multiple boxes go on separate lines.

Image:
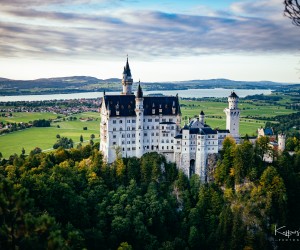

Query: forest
left=0, top=136, right=300, bottom=250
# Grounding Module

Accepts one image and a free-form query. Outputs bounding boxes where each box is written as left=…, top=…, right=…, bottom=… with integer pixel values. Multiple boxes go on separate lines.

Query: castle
left=100, top=58, right=240, bottom=181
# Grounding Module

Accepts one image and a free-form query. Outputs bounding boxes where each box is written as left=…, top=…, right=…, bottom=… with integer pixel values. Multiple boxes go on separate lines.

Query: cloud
left=0, top=0, right=299, bottom=61
left=230, top=0, right=285, bottom=20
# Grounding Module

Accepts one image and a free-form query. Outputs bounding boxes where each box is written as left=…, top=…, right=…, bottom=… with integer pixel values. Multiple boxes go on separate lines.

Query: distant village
left=0, top=98, right=100, bottom=134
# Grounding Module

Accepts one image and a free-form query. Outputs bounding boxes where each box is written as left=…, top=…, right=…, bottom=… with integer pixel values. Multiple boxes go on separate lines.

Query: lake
left=0, top=88, right=273, bottom=102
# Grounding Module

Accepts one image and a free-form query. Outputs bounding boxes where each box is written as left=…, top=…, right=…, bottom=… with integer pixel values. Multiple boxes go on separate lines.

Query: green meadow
left=0, top=112, right=100, bottom=158
left=0, top=99, right=296, bottom=159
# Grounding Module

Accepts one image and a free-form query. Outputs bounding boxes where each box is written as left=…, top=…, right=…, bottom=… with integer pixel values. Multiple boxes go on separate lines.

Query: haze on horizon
left=0, top=0, right=300, bottom=83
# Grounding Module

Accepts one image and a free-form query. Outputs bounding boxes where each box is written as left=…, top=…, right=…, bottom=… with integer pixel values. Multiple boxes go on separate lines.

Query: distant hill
left=0, top=76, right=297, bottom=96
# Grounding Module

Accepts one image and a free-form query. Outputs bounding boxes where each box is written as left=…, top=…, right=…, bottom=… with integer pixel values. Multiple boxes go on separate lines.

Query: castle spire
left=136, top=80, right=143, bottom=98
left=121, top=56, right=133, bottom=95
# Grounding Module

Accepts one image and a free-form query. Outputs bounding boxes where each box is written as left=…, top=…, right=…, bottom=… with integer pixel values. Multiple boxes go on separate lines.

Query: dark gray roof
left=136, top=82, right=143, bottom=98
left=178, top=126, right=217, bottom=136
left=143, top=96, right=180, bottom=116
left=200, top=110, right=205, bottom=115
left=229, top=91, right=239, bottom=98
left=216, top=129, right=230, bottom=133
left=101, top=94, right=181, bottom=117
left=123, top=58, right=132, bottom=77
left=160, top=122, right=176, bottom=125
left=174, top=135, right=182, bottom=139
left=202, top=127, right=218, bottom=134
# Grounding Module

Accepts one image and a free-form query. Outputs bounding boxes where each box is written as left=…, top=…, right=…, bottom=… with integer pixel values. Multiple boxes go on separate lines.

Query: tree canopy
left=0, top=137, right=299, bottom=249
left=285, top=0, right=300, bottom=26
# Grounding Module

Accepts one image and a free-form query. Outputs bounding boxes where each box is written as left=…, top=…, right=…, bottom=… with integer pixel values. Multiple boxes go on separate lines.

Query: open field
left=0, top=99, right=297, bottom=159
left=0, top=112, right=100, bottom=158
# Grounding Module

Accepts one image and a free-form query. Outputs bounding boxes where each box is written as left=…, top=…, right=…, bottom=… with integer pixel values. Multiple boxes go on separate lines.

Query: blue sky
left=0, top=0, right=299, bottom=83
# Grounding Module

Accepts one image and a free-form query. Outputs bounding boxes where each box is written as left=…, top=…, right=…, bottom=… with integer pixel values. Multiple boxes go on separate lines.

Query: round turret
left=228, top=91, right=239, bottom=109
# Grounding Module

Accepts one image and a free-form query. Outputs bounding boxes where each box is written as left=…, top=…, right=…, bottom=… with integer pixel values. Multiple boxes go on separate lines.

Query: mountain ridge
left=0, top=76, right=299, bottom=96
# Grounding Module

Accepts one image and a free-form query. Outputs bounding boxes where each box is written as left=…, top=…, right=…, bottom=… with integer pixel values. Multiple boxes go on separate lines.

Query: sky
left=0, top=0, right=300, bottom=83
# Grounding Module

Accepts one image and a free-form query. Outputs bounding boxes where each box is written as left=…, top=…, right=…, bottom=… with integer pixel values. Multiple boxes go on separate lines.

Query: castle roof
left=123, top=57, right=132, bottom=77
left=136, top=82, right=143, bottom=98
left=264, top=127, right=274, bottom=136
left=200, top=110, right=205, bottom=115
left=178, top=126, right=218, bottom=136
left=229, top=91, right=239, bottom=98
left=101, top=95, right=181, bottom=117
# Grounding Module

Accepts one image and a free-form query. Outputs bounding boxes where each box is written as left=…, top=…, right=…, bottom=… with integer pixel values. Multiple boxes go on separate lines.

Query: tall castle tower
left=224, top=91, right=240, bottom=139
left=122, top=57, right=133, bottom=95
left=278, top=133, right=286, bottom=152
left=135, top=82, right=144, bottom=158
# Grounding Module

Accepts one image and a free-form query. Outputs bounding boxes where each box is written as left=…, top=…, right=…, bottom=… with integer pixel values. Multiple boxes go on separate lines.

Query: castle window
left=162, top=126, right=164, bottom=129
left=152, top=133, right=154, bottom=136
left=143, top=119, right=145, bottom=122
left=147, top=126, right=149, bottom=129
left=127, top=141, right=130, bottom=144
left=171, top=140, right=173, bottom=143
left=144, top=133, right=147, bottom=136
left=156, top=126, right=159, bottom=129
left=147, top=146, right=149, bottom=149
left=171, top=146, right=173, bottom=149
left=127, top=120, right=130, bottom=123
left=113, top=135, right=116, bottom=139
left=152, top=126, right=154, bottom=129
left=122, top=134, right=125, bottom=138
left=132, top=147, right=136, bottom=150
left=113, top=120, right=116, bottom=124
left=155, top=119, right=159, bottom=122
left=171, top=126, right=174, bottom=129
left=128, top=148, right=130, bottom=151
left=122, top=141, right=125, bottom=144
left=156, top=133, right=159, bottom=136
left=148, top=119, right=152, bottom=122
left=169, top=119, right=173, bottom=122
left=162, top=146, right=164, bottom=149
left=177, top=141, right=180, bottom=144
left=120, top=128, right=123, bottom=131
left=127, top=134, right=130, bottom=138
left=167, top=146, right=169, bottom=149
left=162, top=119, right=166, bottom=122
left=132, top=141, right=135, bottom=144
left=113, top=142, right=116, bottom=145
left=123, top=148, right=125, bottom=151
left=132, top=127, right=135, bottom=130
left=132, top=134, right=135, bottom=138
left=132, top=120, right=136, bottom=123
left=119, top=120, right=122, bottom=123
left=113, top=128, right=116, bottom=131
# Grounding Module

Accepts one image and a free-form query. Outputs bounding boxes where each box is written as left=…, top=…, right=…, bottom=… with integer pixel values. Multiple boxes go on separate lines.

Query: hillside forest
left=0, top=135, right=300, bottom=250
